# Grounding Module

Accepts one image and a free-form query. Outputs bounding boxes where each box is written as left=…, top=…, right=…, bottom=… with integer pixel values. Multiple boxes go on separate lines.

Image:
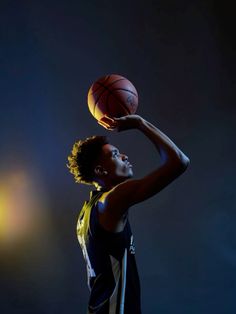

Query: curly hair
left=67, top=135, right=109, bottom=185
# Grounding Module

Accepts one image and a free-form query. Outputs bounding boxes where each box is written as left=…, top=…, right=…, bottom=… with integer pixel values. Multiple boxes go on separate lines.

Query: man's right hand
left=98, top=114, right=144, bottom=132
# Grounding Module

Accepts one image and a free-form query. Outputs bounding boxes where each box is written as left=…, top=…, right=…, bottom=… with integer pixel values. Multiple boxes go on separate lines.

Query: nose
left=121, top=154, right=128, bottom=161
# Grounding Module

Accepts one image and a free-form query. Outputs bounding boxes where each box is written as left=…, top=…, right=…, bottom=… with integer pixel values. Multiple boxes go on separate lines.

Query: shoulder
left=97, top=191, right=129, bottom=233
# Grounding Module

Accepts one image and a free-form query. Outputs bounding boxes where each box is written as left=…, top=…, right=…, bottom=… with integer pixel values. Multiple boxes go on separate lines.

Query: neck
left=93, top=181, right=114, bottom=192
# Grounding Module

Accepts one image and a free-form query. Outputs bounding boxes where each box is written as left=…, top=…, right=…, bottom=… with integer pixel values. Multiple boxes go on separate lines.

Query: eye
left=112, top=150, right=119, bottom=157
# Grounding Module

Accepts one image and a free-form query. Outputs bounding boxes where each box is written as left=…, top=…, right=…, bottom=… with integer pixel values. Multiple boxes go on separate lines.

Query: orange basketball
left=87, top=74, right=138, bottom=121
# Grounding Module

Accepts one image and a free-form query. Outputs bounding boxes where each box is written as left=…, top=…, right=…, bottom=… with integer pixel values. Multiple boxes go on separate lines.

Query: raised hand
left=98, top=114, right=144, bottom=132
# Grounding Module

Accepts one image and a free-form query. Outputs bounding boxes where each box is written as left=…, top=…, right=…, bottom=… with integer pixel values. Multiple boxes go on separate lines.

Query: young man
left=67, top=114, right=190, bottom=314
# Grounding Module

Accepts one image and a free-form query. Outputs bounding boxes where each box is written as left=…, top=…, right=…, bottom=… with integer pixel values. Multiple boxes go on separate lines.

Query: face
left=96, top=144, right=133, bottom=184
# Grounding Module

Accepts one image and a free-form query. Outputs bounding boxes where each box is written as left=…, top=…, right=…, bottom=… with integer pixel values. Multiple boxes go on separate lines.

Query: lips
left=126, top=162, right=132, bottom=168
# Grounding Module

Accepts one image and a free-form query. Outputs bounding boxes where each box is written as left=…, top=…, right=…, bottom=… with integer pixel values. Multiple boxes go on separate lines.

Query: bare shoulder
left=97, top=190, right=130, bottom=232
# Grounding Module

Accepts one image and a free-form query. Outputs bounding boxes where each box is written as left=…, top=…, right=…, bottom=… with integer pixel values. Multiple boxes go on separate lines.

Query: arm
left=98, top=115, right=190, bottom=227
left=138, top=118, right=189, bottom=166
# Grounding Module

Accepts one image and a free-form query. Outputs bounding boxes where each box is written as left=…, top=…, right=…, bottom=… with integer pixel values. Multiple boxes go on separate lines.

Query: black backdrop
left=0, top=1, right=235, bottom=313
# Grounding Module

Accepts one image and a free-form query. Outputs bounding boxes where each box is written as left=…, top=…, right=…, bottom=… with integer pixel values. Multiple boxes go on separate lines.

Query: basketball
left=87, top=74, right=138, bottom=121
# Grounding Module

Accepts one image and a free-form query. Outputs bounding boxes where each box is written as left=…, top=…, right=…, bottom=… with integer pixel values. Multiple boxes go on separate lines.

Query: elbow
left=165, top=153, right=190, bottom=174
left=179, top=155, right=190, bottom=173
left=170, top=152, right=190, bottom=174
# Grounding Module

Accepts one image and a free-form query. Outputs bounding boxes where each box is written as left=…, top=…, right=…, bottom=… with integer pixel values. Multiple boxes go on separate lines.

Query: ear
left=94, top=165, right=107, bottom=176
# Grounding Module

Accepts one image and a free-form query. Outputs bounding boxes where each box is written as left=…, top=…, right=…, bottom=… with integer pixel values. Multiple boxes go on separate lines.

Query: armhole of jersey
left=88, top=192, right=103, bottom=237
left=89, top=202, right=98, bottom=236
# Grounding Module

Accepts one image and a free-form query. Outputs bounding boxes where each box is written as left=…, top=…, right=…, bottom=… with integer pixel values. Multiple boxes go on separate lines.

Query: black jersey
left=77, top=190, right=141, bottom=314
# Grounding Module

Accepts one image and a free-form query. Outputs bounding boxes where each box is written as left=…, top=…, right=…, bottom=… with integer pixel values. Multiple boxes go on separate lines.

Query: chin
left=127, top=171, right=134, bottom=178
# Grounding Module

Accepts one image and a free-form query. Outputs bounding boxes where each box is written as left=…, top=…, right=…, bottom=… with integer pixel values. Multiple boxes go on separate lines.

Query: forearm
left=137, top=118, right=190, bottom=165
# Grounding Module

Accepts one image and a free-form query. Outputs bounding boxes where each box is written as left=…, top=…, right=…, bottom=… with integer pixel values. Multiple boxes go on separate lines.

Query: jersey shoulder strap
left=77, top=190, right=103, bottom=240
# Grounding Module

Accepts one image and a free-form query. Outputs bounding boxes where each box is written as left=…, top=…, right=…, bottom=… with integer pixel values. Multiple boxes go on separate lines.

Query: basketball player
left=67, top=114, right=190, bottom=314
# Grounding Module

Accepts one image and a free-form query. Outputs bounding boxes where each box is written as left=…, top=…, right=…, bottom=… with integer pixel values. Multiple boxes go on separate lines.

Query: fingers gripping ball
left=87, top=74, right=138, bottom=121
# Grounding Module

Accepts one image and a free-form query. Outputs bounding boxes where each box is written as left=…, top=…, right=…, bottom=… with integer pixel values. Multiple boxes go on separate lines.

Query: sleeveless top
left=77, top=189, right=141, bottom=314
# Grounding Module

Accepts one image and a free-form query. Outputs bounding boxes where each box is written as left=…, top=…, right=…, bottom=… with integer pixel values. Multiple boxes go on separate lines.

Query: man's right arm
left=138, top=118, right=189, bottom=166
left=99, top=116, right=190, bottom=222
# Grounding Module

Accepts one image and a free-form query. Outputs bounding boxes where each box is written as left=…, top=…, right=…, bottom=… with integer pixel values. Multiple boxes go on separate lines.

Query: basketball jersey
left=77, top=190, right=141, bottom=314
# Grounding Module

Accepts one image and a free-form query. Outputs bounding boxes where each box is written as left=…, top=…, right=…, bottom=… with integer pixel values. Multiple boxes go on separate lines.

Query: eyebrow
left=104, top=148, right=118, bottom=157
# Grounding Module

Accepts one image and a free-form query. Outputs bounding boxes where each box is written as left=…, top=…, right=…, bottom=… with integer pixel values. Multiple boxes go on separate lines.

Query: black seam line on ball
left=93, top=78, right=126, bottom=114
left=108, top=90, right=131, bottom=115
left=90, top=75, right=111, bottom=95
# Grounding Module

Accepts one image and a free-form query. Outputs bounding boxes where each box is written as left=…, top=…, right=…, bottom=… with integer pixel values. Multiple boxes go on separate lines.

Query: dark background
left=0, top=0, right=235, bottom=313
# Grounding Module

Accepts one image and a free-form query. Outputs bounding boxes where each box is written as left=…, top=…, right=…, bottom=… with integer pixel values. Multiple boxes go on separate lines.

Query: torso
left=77, top=189, right=141, bottom=313
left=113, top=212, right=128, bottom=232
